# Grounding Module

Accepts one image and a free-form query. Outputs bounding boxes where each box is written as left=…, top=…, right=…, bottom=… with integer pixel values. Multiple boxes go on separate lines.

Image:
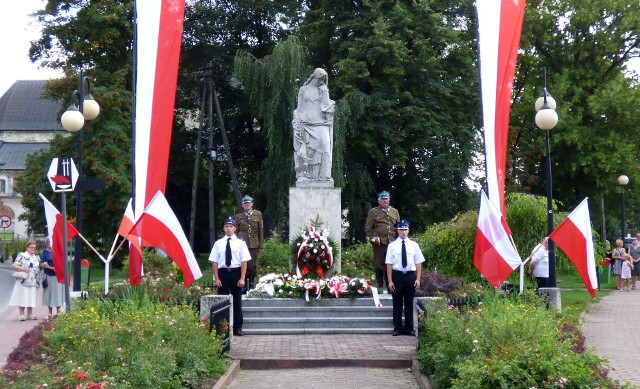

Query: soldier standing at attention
left=209, top=217, right=251, bottom=336
left=386, top=220, right=424, bottom=336
left=235, top=195, right=264, bottom=291
left=365, top=191, right=400, bottom=291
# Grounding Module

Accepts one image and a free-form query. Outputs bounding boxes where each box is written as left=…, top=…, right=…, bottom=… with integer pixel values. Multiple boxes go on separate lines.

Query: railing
left=209, top=300, right=232, bottom=353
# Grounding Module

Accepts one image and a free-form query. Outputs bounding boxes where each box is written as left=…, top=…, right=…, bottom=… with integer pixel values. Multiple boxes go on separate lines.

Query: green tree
left=17, top=70, right=132, bottom=245
left=300, top=0, right=480, bottom=240
left=21, top=0, right=134, bottom=246
left=508, top=0, right=640, bottom=238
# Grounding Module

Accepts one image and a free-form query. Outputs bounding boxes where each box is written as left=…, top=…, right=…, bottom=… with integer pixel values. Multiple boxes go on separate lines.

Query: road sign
left=0, top=215, right=11, bottom=228
left=47, top=158, right=79, bottom=193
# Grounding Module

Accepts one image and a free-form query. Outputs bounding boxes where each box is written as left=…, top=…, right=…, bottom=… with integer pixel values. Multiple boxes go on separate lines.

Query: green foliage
left=257, top=238, right=291, bottom=276
left=341, top=242, right=375, bottom=279
left=419, top=291, right=613, bottom=388
left=508, top=0, right=640, bottom=233
left=415, top=210, right=477, bottom=281
left=31, top=299, right=228, bottom=388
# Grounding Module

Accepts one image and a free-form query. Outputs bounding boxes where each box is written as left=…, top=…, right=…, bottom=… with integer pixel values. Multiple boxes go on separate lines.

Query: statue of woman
left=292, top=68, right=335, bottom=182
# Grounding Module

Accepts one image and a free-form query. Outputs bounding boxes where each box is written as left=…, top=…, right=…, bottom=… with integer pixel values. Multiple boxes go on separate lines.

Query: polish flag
left=39, top=193, right=79, bottom=284
left=131, top=0, right=186, bottom=284
left=117, top=199, right=144, bottom=285
left=128, top=191, right=202, bottom=286
left=549, top=198, right=597, bottom=297
left=474, top=190, right=522, bottom=287
left=477, top=0, right=527, bottom=215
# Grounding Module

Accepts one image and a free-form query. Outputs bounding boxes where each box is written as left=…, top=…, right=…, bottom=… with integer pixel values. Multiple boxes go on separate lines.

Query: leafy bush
left=419, top=291, right=615, bottom=388
left=341, top=242, right=375, bottom=279
left=2, top=298, right=228, bottom=388
left=257, top=238, right=291, bottom=276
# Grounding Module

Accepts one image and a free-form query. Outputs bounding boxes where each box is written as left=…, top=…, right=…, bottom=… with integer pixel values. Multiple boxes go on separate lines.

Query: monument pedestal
left=289, top=186, right=342, bottom=274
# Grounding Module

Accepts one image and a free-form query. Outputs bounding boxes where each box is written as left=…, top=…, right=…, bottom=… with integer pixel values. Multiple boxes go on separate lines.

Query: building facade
left=0, top=80, right=67, bottom=240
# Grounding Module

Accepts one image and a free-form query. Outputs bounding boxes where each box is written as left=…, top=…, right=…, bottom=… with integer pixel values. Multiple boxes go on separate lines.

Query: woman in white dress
left=10, top=240, right=41, bottom=321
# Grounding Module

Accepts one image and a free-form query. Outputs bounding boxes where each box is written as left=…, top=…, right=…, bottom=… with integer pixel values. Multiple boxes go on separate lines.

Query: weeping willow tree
left=234, top=36, right=310, bottom=237
left=234, top=36, right=366, bottom=238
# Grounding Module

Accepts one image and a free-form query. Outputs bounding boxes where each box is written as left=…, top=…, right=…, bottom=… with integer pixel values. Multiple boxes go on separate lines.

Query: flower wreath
left=293, top=226, right=335, bottom=278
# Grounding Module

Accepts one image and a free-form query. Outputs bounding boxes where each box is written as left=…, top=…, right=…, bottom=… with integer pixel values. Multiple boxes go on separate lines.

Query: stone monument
left=289, top=68, right=341, bottom=273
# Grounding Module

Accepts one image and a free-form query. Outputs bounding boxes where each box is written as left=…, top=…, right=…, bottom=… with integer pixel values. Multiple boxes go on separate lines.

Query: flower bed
left=248, top=273, right=372, bottom=301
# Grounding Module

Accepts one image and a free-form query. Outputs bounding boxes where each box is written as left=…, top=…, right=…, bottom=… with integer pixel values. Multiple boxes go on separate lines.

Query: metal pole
left=545, top=129, right=557, bottom=287
left=61, top=193, right=71, bottom=312
left=622, top=187, right=626, bottom=241
left=189, top=81, right=207, bottom=249
left=211, top=80, right=242, bottom=211
left=207, top=81, right=215, bottom=246
left=73, top=71, right=85, bottom=292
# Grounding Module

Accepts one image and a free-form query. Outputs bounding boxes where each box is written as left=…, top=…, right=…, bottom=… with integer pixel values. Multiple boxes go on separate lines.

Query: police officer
left=235, top=195, right=264, bottom=291
left=365, top=191, right=400, bottom=290
left=385, top=220, right=424, bottom=336
left=209, top=217, right=251, bottom=336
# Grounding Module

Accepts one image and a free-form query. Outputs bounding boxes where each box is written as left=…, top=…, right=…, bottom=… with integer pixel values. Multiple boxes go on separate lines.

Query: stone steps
left=241, top=296, right=398, bottom=335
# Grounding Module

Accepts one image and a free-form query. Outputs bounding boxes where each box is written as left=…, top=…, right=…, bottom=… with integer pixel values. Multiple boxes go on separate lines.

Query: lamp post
left=60, top=70, right=100, bottom=292
left=618, top=175, right=629, bottom=242
left=534, top=68, right=559, bottom=287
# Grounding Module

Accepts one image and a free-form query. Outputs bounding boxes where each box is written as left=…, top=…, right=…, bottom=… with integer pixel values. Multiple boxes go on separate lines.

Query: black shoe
left=405, top=330, right=415, bottom=336
left=392, top=330, right=402, bottom=336
left=234, top=330, right=244, bottom=336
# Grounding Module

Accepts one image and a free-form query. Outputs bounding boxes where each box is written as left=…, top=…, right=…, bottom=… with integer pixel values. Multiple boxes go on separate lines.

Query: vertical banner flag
left=117, top=199, right=143, bottom=257
left=129, top=191, right=202, bottom=286
left=474, top=190, right=522, bottom=287
left=39, top=193, right=79, bottom=284
left=549, top=198, right=598, bottom=297
left=132, top=0, right=186, bottom=284
left=477, top=0, right=527, bottom=215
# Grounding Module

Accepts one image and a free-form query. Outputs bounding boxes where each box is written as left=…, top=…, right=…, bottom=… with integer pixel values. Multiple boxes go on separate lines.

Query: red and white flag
left=117, top=199, right=144, bottom=285
left=549, top=198, right=597, bottom=297
left=131, top=0, right=186, bottom=284
left=474, top=190, right=522, bottom=287
left=39, top=193, right=79, bottom=284
left=128, top=191, right=202, bottom=287
left=477, top=0, right=527, bottom=215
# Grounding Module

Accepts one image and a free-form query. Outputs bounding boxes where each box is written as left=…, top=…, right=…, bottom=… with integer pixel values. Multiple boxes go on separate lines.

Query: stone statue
left=292, top=68, right=335, bottom=183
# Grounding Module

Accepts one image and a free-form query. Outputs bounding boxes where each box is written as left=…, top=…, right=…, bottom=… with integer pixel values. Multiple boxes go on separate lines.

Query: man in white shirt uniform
left=385, top=220, right=424, bottom=336
left=209, top=217, right=251, bottom=336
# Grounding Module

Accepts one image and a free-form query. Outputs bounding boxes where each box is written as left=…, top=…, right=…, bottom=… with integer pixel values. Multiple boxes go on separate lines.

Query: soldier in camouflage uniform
left=235, top=195, right=264, bottom=291
left=365, top=191, right=400, bottom=290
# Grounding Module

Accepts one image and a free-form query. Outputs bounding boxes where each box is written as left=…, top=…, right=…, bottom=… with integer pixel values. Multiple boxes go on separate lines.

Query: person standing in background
left=628, top=235, right=640, bottom=290
left=235, top=195, right=263, bottom=292
left=365, top=191, right=400, bottom=291
left=40, top=238, right=64, bottom=318
left=528, top=238, right=549, bottom=289
left=10, top=240, right=40, bottom=321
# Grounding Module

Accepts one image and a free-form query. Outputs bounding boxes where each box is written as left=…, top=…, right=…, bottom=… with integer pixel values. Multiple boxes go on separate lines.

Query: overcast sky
left=0, top=0, right=63, bottom=96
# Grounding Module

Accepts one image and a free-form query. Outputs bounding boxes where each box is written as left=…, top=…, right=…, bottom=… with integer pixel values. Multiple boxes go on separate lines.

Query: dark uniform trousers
left=391, top=270, right=416, bottom=332
left=217, top=267, right=243, bottom=332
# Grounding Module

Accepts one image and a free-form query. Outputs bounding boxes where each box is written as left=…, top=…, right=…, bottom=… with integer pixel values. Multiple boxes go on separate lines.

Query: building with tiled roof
left=0, top=80, right=66, bottom=244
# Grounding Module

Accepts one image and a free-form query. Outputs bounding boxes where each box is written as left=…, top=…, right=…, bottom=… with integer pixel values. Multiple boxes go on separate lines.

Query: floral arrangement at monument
left=292, top=226, right=336, bottom=278
left=247, top=273, right=372, bottom=300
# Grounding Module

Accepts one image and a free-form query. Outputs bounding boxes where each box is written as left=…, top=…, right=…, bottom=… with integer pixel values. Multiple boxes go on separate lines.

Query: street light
left=60, top=70, right=100, bottom=292
left=618, top=175, right=629, bottom=241
left=535, top=68, right=559, bottom=287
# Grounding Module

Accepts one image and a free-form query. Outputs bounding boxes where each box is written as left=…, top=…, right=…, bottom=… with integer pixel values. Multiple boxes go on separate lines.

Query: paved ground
left=582, top=288, right=640, bottom=387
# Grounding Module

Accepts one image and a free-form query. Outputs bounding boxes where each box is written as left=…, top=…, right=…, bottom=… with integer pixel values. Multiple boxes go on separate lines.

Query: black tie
left=401, top=240, right=407, bottom=268
left=225, top=238, right=232, bottom=267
